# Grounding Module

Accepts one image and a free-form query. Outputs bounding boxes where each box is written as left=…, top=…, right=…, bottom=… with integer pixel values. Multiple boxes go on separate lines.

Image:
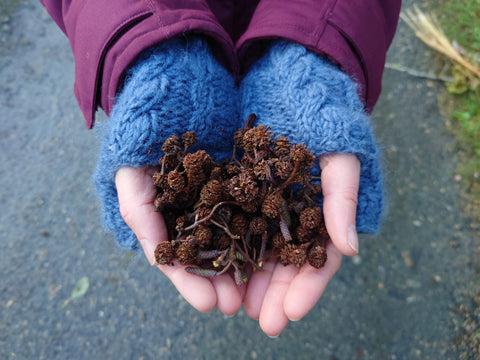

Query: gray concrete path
left=1, top=1, right=477, bottom=359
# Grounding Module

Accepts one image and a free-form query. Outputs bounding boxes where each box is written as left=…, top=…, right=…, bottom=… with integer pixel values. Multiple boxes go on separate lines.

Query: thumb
left=319, top=153, right=360, bottom=256
left=115, top=166, right=168, bottom=264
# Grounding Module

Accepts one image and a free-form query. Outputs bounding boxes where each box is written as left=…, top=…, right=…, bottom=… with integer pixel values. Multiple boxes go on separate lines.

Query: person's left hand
left=115, top=166, right=246, bottom=316
left=242, top=153, right=360, bottom=337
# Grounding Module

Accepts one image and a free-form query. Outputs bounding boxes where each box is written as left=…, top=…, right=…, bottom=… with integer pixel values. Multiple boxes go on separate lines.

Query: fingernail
left=138, top=238, right=156, bottom=265
left=347, top=225, right=359, bottom=254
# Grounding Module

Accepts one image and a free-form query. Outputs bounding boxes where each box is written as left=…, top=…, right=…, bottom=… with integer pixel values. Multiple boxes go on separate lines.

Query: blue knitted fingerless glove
left=239, top=41, right=383, bottom=233
left=94, top=37, right=239, bottom=250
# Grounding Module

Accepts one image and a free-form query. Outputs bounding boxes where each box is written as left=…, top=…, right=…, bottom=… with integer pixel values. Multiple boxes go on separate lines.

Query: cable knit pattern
left=239, top=41, right=383, bottom=233
left=94, top=37, right=239, bottom=250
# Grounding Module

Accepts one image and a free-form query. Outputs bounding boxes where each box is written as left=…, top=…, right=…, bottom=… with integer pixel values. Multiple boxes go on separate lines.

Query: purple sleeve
left=237, top=0, right=402, bottom=112
left=39, top=0, right=234, bottom=128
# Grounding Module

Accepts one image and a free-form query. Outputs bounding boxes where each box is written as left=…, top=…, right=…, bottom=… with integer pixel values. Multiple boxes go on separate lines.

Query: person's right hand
left=115, top=166, right=245, bottom=316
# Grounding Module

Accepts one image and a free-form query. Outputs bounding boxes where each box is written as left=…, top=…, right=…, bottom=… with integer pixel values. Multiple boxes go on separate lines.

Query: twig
left=401, top=6, right=480, bottom=79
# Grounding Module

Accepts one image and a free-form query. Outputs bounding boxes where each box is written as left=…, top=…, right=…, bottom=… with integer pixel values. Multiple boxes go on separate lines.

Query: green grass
left=434, top=2, right=480, bottom=357
left=440, top=0, right=480, bottom=53
left=436, top=0, right=480, bottom=203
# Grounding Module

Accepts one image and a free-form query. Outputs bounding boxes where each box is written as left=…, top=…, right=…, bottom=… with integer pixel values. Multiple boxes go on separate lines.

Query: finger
left=243, top=261, right=276, bottom=320
left=258, top=263, right=299, bottom=337
left=211, top=274, right=243, bottom=316
left=283, top=241, right=342, bottom=321
left=319, top=153, right=360, bottom=256
left=115, top=166, right=167, bottom=260
left=159, top=262, right=217, bottom=313
left=116, top=167, right=217, bottom=312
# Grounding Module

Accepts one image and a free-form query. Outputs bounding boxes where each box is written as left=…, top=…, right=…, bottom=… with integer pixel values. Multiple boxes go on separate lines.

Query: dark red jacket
left=40, top=0, right=401, bottom=129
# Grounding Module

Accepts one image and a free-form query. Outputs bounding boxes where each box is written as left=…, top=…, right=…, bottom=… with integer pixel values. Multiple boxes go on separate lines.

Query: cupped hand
left=115, top=166, right=245, bottom=316
left=243, top=153, right=360, bottom=337
left=115, top=153, right=360, bottom=336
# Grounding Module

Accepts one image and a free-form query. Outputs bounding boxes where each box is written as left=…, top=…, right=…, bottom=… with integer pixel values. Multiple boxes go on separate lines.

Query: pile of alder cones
left=153, top=114, right=329, bottom=286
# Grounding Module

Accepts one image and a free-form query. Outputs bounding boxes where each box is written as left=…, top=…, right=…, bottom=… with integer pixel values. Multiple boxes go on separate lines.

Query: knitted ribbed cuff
left=94, top=37, right=239, bottom=250
left=239, top=41, right=383, bottom=233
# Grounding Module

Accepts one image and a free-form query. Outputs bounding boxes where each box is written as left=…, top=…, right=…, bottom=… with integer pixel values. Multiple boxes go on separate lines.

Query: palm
left=116, top=152, right=360, bottom=337
left=116, top=166, right=244, bottom=315
left=243, top=241, right=342, bottom=336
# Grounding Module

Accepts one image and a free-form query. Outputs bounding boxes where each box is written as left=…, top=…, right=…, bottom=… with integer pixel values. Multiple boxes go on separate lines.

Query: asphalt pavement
left=1, top=1, right=478, bottom=359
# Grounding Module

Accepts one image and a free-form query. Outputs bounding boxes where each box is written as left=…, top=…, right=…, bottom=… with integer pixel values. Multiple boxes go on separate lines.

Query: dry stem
left=401, top=6, right=480, bottom=79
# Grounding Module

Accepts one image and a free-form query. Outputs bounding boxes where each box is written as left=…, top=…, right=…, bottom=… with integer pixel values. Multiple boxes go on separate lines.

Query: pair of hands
left=115, top=153, right=360, bottom=337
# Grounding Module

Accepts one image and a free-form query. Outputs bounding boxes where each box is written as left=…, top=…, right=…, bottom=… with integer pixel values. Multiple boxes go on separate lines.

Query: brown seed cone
left=154, top=241, right=175, bottom=265
left=183, top=150, right=212, bottom=173
left=152, top=172, right=169, bottom=189
left=278, top=243, right=306, bottom=267
left=154, top=190, right=176, bottom=210
left=308, top=245, right=327, bottom=269
left=296, top=225, right=314, bottom=243
left=274, top=157, right=294, bottom=180
left=194, top=225, right=213, bottom=249
left=167, top=169, right=186, bottom=192
left=261, top=192, right=283, bottom=218
left=181, top=131, right=197, bottom=149
left=290, top=246, right=308, bottom=267
left=199, top=179, right=223, bottom=206
left=246, top=124, right=272, bottom=150
left=176, top=241, right=198, bottom=265
left=253, top=159, right=269, bottom=180
left=249, top=216, right=268, bottom=235
left=279, top=245, right=291, bottom=266
left=230, top=213, right=250, bottom=237
left=299, top=207, right=323, bottom=230
left=175, top=215, right=188, bottom=232
left=242, top=127, right=258, bottom=153
left=160, top=154, right=179, bottom=169
left=279, top=243, right=307, bottom=267
left=271, top=232, right=286, bottom=249
left=160, top=189, right=177, bottom=205
left=196, top=206, right=212, bottom=224
left=290, top=144, right=315, bottom=169
left=273, top=136, right=291, bottom=157
left=161, top=135, right=181, bottom=155
left=226, top=173, right=259, bottom=203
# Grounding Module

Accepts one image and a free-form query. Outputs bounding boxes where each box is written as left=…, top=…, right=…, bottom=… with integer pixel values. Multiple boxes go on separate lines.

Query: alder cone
left=308, top=245, right=328, bottom=269
left=249, top=216, right=268, bottom=235
left=200, top=179, right=223, bottom=206
left=299, top=207, right=323, bottom=230
left=181, top=131, right=197, bottom=149
left=279, top=243, right=307, bottom=267
left=154, top=241, right=175, bottom=265
left=167, top=170, right=185, bottom=192
left=230, top=213, right=250, bottom=237
left=176, top=241, right=197, bottom=265
left=261, top=193, right=283, bottom=218
left=194, top=225, right=213, bottom=249
left=151, top=120, right=331, bottom=283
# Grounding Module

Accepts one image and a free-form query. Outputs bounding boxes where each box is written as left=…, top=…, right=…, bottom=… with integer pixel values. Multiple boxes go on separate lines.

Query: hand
left=115, top=166, right=245, bottom=316
left=243, top=153, right=360, bottom=337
